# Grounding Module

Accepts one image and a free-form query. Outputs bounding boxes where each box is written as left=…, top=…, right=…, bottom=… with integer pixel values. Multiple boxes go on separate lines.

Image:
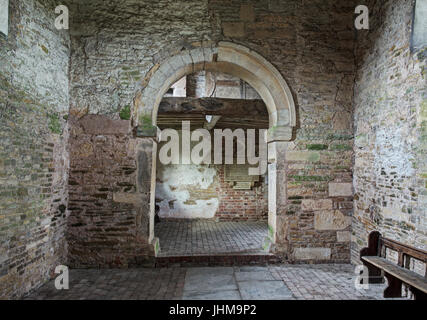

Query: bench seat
left=362, top=256, right=427, bottom=294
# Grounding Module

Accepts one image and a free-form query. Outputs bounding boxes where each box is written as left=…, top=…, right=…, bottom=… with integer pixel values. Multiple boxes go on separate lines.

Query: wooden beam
left=158, top=97, right=268, bottom=117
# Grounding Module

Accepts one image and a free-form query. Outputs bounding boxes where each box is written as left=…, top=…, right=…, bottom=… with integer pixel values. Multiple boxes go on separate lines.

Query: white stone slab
left=0, top=0, right=8, bottom=37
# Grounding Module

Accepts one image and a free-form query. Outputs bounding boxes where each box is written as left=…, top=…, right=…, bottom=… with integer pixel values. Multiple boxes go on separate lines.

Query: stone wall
left=67, top=0, right=358, bottom=263
left=0, top=0, right=70, bottom=298
left=66, top=115, right=155, bottom=268
left=352, top=0, right=427, bottom=263
left=67, top=0, right=214, bottom=116
left=212, top=0, right=356, bottom=262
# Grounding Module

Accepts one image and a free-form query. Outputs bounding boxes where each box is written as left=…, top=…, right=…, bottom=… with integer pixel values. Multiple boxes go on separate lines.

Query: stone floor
left=25, top=264, right=406, bottom=300
left=155, top=220, right=268, bottom=256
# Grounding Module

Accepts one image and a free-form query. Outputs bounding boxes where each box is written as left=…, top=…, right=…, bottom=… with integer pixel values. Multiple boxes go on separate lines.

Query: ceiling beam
left=158, top=97, right=268, bottom=117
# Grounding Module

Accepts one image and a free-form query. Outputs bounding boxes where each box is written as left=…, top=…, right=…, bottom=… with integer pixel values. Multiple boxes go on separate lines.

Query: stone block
left=314, top=210, right=351, bottom=231
left=222, top=22, right=245, bottom=38
left=267, top=126, right=293, bottom=143
left=113, top=193, right=144, bottom=204
left=301, top=199, right=333, bottom=211
left=333, top=111, right=351, bottom=131
left=79, top=115, right=131, bottom=135
left=286, top=151, right=320, bottom=162
left=240, top=4, right=255, bottom=22
left=337, top=231, right=351, bottom=242
left=294, top=247, right=331, bottom=260
left=329, top=183, right=353, bottom=197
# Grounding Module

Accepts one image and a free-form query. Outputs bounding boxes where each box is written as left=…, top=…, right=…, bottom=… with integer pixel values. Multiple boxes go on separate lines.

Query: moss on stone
left=421, top=100, right=427, bottom=119
left=289, top=175, right=330, bottom=182
left=268, top=225, right=274, bottom=238
left=119, top=105, right=131, bottom=120
left=307, top=144, right=328, bottom=150
left=327, top=133, right=353, bottom=140
left=40, top=45, right=49, bottom=54
left=137, top=114, right=157, bottom=137
left=331, top=144, right=352, bottom=151
left=48, top=113, right=61, bottom=134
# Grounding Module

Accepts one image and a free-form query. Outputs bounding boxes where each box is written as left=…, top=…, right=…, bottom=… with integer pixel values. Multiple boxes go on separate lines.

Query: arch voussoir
left=135, top=41, right=296, bottom=139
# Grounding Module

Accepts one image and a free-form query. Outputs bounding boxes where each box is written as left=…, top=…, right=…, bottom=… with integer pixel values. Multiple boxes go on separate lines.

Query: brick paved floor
left=155, top=220, right=268, bottom=256
left=25, top=264, right=408, bottom=300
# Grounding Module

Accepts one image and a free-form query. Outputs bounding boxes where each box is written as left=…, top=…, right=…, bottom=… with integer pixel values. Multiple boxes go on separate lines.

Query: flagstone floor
left=25, top=264, right=405, bottom=300
left=155, top=220, right=268, bottom=256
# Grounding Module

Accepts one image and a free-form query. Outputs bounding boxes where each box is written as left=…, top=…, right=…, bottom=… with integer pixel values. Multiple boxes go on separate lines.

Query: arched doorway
left=132, top=42, right=296, bottom=257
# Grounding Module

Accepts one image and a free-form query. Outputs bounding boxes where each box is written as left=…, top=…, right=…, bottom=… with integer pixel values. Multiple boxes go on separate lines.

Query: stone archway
left=132, top=41, right=296, bottom=256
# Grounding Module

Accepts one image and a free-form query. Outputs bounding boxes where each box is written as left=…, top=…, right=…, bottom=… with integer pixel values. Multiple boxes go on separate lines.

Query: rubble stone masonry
left=0, top=0, right=70, bottom=298
left=352, top=0, right=427, bottom=263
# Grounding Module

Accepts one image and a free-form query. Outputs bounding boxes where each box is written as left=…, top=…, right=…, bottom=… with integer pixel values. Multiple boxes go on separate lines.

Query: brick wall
left=216, top=166, right=267, bottom=221
left=0, top=0, right=70, bottom=298
left=352, top=0, right=427, bottom=263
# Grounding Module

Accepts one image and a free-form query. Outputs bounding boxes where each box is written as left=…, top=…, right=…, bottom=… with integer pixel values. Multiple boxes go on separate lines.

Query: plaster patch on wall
left=156, top=164, right=219, bottom=218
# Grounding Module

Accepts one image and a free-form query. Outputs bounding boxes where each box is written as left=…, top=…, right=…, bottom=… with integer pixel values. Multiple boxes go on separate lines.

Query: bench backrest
left=361, top=231, right=427, bottom=278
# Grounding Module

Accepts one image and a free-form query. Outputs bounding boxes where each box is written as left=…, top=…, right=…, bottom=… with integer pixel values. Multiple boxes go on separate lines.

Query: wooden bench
left=360, top=231, right=427, bottom=300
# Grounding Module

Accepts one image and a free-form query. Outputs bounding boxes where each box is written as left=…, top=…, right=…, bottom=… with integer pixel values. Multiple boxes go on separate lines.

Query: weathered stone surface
left=294, top=248, right=332, bottom=260
left=337, top=231, right=351, bottom=243
left=113, top=193, right=145, bottom=204
left=314, top=210, right=351, bottom=231
left=222, top=22, right=245, bottom=38
left=239, top=4, right=255, bottom=22
left=79, top=115, right=131, bottom=135
left=286, top=151, right=320, bottom=162
left=329, top=183, right=352, bottom=197
left=0, top=0, right=70, bottom=299
left=301, top=199, right=333, bottom=211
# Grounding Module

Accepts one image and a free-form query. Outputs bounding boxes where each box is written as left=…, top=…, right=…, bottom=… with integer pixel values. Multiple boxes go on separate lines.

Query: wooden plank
left=362, top=256, right=427, bottom=293
left=159, top=97, right=268, bottom=116
left=381, top=237, right=427, bottom=263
